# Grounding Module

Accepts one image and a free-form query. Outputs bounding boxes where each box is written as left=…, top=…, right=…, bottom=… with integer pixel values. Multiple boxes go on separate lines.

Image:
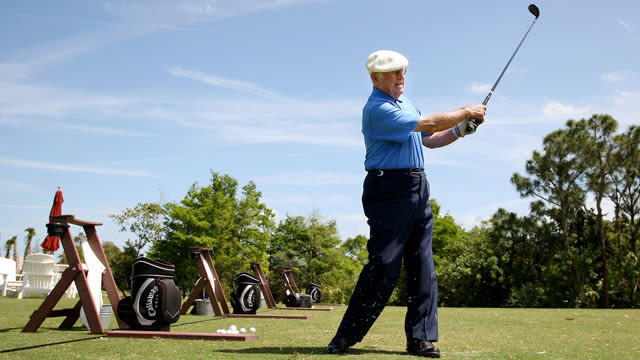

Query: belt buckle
left=377, top=170, right=384, bottom=176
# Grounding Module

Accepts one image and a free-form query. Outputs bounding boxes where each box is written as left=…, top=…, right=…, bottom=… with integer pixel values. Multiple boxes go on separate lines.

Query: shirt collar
left=372, top=87, right=404, bottom=104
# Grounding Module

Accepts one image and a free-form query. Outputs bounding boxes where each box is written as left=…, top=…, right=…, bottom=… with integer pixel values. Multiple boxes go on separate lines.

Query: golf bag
left=117, top=258, right=181, bottom=331
left=230, top=272, right=261, bottom=314
left=306, top=282, right=322, bottom=303
left=284, top=292, right=313, bottom=308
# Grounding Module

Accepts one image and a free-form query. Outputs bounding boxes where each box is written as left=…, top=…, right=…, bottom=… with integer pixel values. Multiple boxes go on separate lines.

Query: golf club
left=467, top=4, right=540, bottom=132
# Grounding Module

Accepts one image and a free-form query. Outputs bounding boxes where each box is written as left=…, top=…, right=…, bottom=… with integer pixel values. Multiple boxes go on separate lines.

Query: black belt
left=367, top=168, right=424, bottom=176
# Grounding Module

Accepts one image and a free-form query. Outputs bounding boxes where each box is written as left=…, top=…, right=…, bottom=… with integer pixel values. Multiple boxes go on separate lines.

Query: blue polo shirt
left=362, top=87, right=428, bottom=170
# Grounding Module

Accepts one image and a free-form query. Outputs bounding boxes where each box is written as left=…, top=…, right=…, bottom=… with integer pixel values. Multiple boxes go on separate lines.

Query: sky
left=1, top=0, right=639, bottom=257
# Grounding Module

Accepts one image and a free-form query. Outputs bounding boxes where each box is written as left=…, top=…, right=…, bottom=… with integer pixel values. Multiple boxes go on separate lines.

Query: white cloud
left=542, top=102, right=590, bottom=119
left=169, top=67, right=287, bottom=101
left=0, top=46, right=92, bottom=79
left=468, top=82, right=491, bottom=94
left=165, top=97, right=361, bottom=147
left=613, top=90, right=640, bottom=105
left=0, top=28, right=139, bottom=79
left=0, top=178, right=35, bottom=192
left=601, top=70, right=637, bottom=83
left=617, top=18, right=635, bottom=32
left=0, top=80, right=155, bottom=138
left=95, top=0, right=322, bottom=23
left=0, top=81, right=142, bottom=117
left=601, top=72, right=623, bottom=83
left=63, top=124, right=156, bottom=138
left=609, top=90, right=640, bottom=127
left=0, top=204, right=47, bottom=210
left=165, top=68, right=363, bottom=147
left=0, top=157, right=152, bottom=177
left=254, top=171, right=361, bottom=186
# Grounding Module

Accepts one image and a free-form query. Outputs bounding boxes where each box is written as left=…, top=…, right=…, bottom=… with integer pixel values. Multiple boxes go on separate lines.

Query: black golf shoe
left=407, top=339, right=441, bottom=358
left=327, top=335, right=356, bottom=355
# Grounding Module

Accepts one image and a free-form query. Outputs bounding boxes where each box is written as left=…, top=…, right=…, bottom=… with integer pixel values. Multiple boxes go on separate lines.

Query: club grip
left=466, top=118, right=482, bottom=133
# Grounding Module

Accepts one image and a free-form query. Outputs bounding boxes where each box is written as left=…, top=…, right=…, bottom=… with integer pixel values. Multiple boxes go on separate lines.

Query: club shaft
left=483, top=17, right=538, bottom=106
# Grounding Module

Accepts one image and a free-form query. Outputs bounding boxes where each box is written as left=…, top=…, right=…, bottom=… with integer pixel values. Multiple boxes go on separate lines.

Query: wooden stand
left=280, top=269, right=343, bottom=307
left=180, top=247, right=311, bottom=320
left=107, top=330, right=258, bottom=341
left=107, top=246, right=265, bottom=340
left=250, top=262, right=332, bottom=311
left=22, top=215, right=125, bottom=334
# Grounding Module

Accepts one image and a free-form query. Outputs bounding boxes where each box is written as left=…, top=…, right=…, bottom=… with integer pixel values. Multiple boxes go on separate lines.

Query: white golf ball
left=229, top=325, right=237, bottom=330
left=240, top=328, right=246, bottom=333
left=249, top=327, right=256, bottom=333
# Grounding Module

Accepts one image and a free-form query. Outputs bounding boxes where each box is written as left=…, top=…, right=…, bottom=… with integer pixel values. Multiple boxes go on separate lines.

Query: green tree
left=10, top=236, right=18, bottom=262
left=4, top=236, right=17, bottom=258
left=110, top=202, right=166, bottom=257
left=610, top=125, right=640, bottom=254
left=431, top=199, right=464, bottom=256
left=108, top=241, right=138, bottom=294
left=336, top=234, right=368, bottom=304
left=341, top=234, right=368, bottom=266
left=608, top=125, right=640, bottom=307
left=572, top=114, right=618, bottom=308
left=149, top=171, right=275, bottom=297
left=101, top=240, right=125, bottom=292
left=268, top=209, right=345, bottom=303
left=57, top=232, right=87, bottom=265
left=437, top=225, right=503, bottom=306
left=510, top=115, right=633, bottom=308
left=511, top=128, right=587, bottom=255
left=23, top=227, right=36, bottom=259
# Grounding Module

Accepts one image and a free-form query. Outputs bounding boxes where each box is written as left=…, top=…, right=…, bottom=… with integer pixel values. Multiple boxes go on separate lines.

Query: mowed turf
left=0, top=296, right=638, bottom=359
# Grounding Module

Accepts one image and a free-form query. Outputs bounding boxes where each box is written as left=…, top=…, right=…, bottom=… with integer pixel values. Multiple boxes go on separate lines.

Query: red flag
left=41, top=186, right=64, bottom=252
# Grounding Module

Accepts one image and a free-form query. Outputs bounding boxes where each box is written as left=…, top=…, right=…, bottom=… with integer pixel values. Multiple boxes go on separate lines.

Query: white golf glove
left=455, top=118, right=478, bottom=138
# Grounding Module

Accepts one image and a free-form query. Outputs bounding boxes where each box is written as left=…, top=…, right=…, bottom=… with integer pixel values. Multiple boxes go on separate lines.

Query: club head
left=528, top=4, right=540, bottom=19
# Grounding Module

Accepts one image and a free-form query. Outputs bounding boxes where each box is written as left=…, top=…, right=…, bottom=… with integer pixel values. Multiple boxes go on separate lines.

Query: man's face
left=371, top=68, right=406, bottom=99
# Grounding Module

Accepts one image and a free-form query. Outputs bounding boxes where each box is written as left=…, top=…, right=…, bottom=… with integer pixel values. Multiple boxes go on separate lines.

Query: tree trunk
left=597, top=195, right=609, bottom=308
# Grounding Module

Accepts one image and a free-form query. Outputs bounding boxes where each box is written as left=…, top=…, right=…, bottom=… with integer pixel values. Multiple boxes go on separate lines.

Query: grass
left=0, top=296, right=638, bottom=359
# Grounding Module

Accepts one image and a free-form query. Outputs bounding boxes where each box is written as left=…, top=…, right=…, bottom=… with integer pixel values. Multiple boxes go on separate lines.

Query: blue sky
left=1, top=0, right=638, bottom=255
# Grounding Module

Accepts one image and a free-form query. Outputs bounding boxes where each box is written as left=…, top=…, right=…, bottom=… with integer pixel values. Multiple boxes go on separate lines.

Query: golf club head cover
left=230, top=272, right=261, bottom=314
left=117, top=257, right=181, bottom=331
left=284, top=293, right=313, bottom=308
left=306, top=282, right=323, bottom=303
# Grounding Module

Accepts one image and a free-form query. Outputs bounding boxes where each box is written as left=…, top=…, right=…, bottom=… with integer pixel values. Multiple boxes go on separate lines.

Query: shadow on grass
left=214, top=346, right=405, bottom=356
left=0, top=335, right=102, bottom=354
left=172, top=317, right=224, bottom=327
left=0, top=327, right=25, bottom=333
left=0, top=325, right=90, bottom=333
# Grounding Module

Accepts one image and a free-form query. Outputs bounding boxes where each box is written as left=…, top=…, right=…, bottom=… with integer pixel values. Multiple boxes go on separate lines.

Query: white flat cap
left=365, top=50, right=409, bottom=73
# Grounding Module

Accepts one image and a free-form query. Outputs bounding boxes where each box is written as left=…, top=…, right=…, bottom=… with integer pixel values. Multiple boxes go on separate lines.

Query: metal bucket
left=99, top=305, right=113, bottom=330
left=194, top=299, right=213, bottom=316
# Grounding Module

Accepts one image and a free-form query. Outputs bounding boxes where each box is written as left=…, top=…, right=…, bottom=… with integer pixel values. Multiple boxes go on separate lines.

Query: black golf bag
left=117, top=258, right=182, bottom=331
left=284, top=292, right=313, bottom=308
left=306, top=282, right=323, bottom=303
left=230, top=272, right=261, bottom=314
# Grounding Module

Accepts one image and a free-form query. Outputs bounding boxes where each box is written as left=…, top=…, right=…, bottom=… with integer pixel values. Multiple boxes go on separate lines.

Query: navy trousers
left=336, top=169, right=438, bottom=342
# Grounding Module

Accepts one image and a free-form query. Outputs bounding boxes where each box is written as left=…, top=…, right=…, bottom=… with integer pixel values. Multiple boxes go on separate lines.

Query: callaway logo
left=146, top=285, right=159, bottom=317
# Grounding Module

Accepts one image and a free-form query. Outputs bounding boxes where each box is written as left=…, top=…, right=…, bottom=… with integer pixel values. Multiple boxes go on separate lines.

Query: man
left=327, top=50, right=486, bottom=358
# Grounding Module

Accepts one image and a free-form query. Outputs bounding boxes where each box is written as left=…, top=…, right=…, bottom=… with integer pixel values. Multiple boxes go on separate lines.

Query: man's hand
left=462, top=104, right=487, bottom=124
left=455, top=118, right=478, bottom=137
left=457, top=104, right=486, bottom=137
